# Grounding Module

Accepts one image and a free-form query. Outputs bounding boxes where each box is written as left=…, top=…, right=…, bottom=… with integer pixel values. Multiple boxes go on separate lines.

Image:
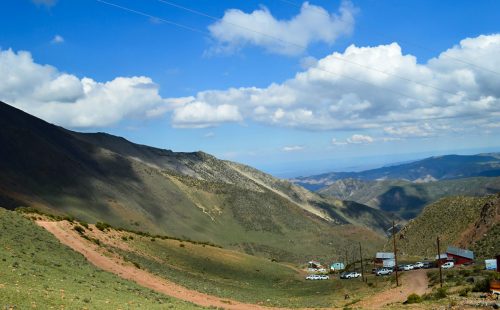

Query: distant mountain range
left=0, top=101, right=391, bottom=262
left=292, top=153, right=500, bottom=191
left=291, top=153, right=500, bottom=219
left=317, top=177, right=500, bottom=219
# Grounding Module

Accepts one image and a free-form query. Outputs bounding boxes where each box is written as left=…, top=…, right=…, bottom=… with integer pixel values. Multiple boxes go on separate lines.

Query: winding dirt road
left=36, top=220, right=285, bottom=310
left=37, top=220, right=431, bottom=309
left=354, top=269, right=431, bottom=309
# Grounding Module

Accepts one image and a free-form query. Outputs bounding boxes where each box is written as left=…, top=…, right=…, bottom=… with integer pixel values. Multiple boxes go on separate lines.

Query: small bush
left=151, top=238, right=156, bottom=242
left=179, top=243, right=185, bottom=248
left=472, top=278, right=491, bottom=292
left=62, top=215, right=75, bottom=222
left=133, top=262, right=140, bottom=269
left=434, top=287, right=447, bottom=299
left=73, top=225, right=85, bottom=234
left=95, top=222, right=111, bottom=231
left=405, top=293, right=422, bottom=304
left=459, top=287, right=470, bottom=297
left=80, top=222, right=89, bottom=229
left=459, top=269, right=471, bottom=277
left=121, top=236, right=128, bottom=241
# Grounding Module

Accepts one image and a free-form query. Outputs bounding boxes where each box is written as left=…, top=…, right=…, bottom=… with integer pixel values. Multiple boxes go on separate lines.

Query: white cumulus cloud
left=208, top=1, right=356, bottom=55
left=168, top=34, right=500, bottom=139
left=0, top=49, right=170, bottom=127
left=172, top=101, right=242, bottom=128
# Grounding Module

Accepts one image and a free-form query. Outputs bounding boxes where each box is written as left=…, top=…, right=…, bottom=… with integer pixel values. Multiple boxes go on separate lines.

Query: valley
left=0, top=101, right=499, bottom=309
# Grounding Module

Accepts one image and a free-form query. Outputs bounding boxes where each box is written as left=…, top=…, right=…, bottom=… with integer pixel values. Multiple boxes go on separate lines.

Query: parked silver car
left=376, top=268, right=393, bottom=276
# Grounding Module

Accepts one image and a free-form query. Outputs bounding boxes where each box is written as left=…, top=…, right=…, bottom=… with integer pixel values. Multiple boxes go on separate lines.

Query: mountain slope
left=293, top=154, right=500, bottom=191
left=318, top=177, right=500, bottom=219
left=0, top=101, right=389, bottom=262
left=389, top=194, right=500, bottom=258
left=0, top=208, right=198, bottom=309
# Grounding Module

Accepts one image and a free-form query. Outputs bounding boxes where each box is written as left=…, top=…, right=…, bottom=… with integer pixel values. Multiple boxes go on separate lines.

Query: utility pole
left=359, top=242, right=364, bottom=282
left=345, top=248, right=349, bottom=271
left=437, top=236, right=443, bottom=288
left=392, top=220, right=399, bottom=286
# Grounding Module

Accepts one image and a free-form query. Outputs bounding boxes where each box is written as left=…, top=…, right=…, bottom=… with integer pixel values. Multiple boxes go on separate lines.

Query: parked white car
left=441, top=262, right=454, bottom=269
left=414, top=262, right=424, bottom=269
left=341, top=272, right=361, bottom=279
left=306, top=274, right=329, bottom=280
left=376, top=268, right=393, bottom=276
left=403, top=264, right=413, bottom=271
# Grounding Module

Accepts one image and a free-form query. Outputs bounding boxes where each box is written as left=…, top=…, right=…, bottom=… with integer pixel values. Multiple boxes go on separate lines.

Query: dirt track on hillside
left=36, top=220, right=287, bottom=310
left=354, top=269, right=431, bottom=309
left=37, top=220, right=434, bottom=310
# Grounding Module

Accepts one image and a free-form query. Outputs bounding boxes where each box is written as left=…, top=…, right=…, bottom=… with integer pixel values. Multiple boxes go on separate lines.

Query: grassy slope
left=319, top=177, right=500, bottom=219
left=0, top=208, right=199, bottom=309
left=389, top=194, right=500, bottom=258
left=87, top=224, right=391, bottom=308
left=0, top=101, right=387, bottom=263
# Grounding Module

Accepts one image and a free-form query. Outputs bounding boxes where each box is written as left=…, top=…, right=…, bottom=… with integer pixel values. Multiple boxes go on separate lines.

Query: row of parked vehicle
left=373, top=261, right=454, bottom=276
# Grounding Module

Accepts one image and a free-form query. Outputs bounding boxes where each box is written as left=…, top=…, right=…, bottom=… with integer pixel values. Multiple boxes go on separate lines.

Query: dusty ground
left=354, top=269, right=431, bottom=309
left=36, top=220, right=289, bottom=310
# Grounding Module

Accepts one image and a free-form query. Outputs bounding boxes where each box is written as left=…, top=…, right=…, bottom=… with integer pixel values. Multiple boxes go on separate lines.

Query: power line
left=95, top=0, right=208, bottom=36
left=274, top=0, right=500, bottom=76
left=154, top=0, right=465, bottom=97
left=95, top=0, right=461, bottom=110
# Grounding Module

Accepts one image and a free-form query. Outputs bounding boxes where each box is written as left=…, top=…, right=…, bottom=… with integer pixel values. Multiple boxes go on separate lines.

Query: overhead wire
left=154, top=0, right=466, bottom=96
left=94, top=0, right=470, bottom=108
left=95, top=0, right=208, bottom=35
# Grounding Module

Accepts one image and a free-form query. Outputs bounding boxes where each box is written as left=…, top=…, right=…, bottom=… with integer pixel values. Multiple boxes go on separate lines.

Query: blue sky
left=1, top=0, right=499, bottom=177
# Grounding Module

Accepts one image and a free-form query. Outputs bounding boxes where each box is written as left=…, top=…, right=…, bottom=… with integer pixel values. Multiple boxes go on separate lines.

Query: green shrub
left=80, top=221, right=89, bottom=229
left=434, top=287, right=447, bottom=299
left=121, top=236, right=128, bottom=241
left=405, top=293, right=422, bottom=304
left=458, top=287, right=470, bottom=297
left=73, top=225, right=85, bottom=234
left=472, top=278, right=491, bottom=292
left=62, top=215, right=75, bottom=222
left=95, top=222, right=111, bottom=231
left=459, top=269, right=471, bottom=277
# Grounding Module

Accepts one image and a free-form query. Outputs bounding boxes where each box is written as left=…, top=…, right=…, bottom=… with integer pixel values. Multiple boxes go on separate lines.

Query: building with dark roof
left=446, top=246, right=474, bottom=265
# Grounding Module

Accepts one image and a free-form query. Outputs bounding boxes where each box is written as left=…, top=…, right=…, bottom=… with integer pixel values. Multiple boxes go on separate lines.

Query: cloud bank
left=1, top=34, right=499, bottom=141
left=170, top=34, right=500, bottom=138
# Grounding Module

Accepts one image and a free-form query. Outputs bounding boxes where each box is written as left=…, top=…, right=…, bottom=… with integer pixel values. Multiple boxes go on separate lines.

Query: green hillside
left=0, top=208, right=198, bottom=309
left=0, top=101, right=387, bottom=263
left=318, top=177, right=500, bottom=219
left=389, top=194, right=500, bottom=258
left=19, top=213, right=390, bottom=309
